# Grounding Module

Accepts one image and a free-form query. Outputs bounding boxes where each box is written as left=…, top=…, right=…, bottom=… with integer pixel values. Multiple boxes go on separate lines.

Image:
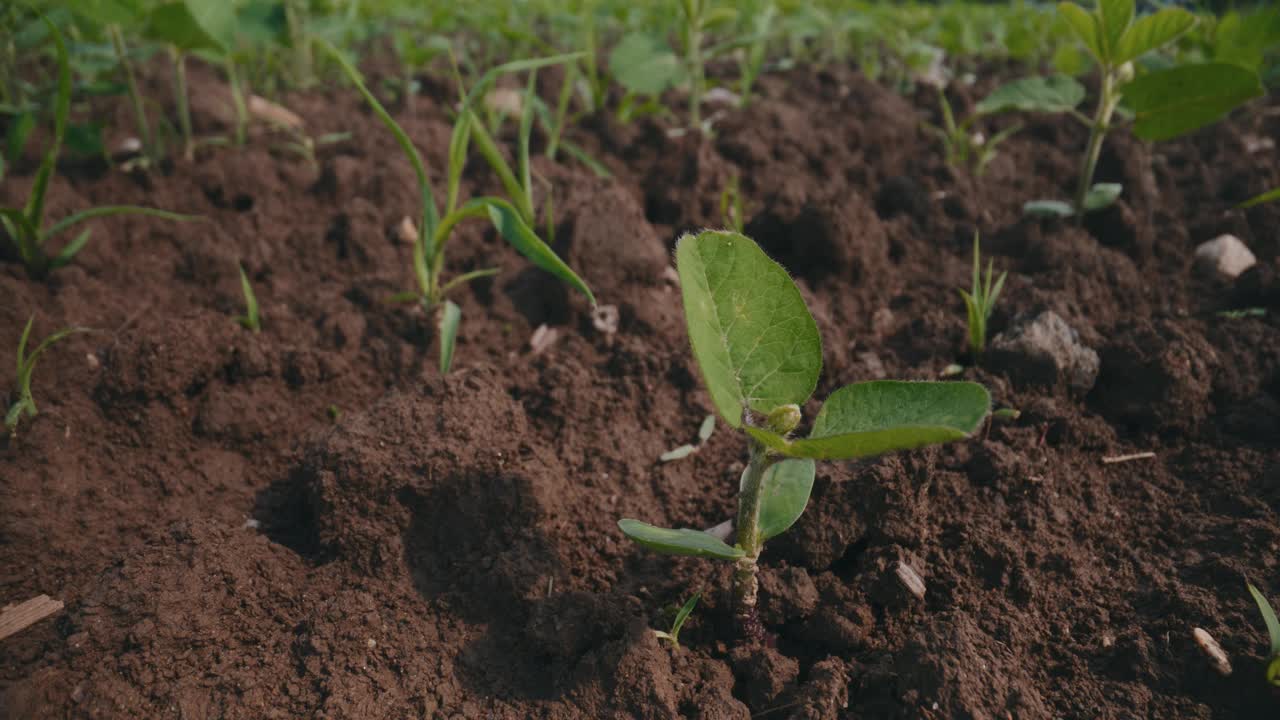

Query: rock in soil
left=1194, top=234, right=1257, bottom=279
left=987, top=310, right=1100, bottom=393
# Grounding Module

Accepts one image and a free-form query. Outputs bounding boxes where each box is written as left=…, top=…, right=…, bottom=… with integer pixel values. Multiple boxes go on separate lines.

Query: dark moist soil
left=3, top=59, right=1280, bottom=719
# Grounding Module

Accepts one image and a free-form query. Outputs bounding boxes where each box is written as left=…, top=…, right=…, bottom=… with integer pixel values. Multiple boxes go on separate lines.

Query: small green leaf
left=481, top=198, right=595, bottom=306
left=1248, top=582, right=1280, bottom=657
left=145, top=2, right=229, bottom=52
left=1123, top=63, right=1264, bottom=142
left=757, top=459, right=816, bottom=540
left=1237, top=188, right=1280, bottom=210
left=747, top=381, right=990, bottom=461
left=618, top=519, right=745, bottom=560
left=610, top=34, right=683, bottom=95
left=1113, top=7, right=1196, bottom=65
left=51, top=228, right=92, bottom=269
left=1023, top=200, right=1076, bottom=218
left=235, top=263, right=260, bottom=332
left=1083, top=182, right=1123, bottom=211
left=1058, top=2, right=1104, bottom=62
left=676, top=231, right=822, bottom=428
left=438, top=299, right=461, bottom=373
left=976, top=75, right=1085, bottom=115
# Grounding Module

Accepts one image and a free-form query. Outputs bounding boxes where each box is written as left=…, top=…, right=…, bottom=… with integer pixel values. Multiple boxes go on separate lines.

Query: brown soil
left=3, top=61, right=1280, bottom=719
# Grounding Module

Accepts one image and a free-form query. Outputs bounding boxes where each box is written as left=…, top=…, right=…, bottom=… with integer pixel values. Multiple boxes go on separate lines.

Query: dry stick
left=0, top=595, right=64, bottom=641
left=1101, top=451, right=1156, bottom=465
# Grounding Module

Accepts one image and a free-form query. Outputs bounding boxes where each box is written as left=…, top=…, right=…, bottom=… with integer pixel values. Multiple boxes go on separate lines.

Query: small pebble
left=894, top=561, right=927, bottom=601
left=1194, top=235, right=1256, bottom=279
left=1192, top=627, right=1232, bottom=676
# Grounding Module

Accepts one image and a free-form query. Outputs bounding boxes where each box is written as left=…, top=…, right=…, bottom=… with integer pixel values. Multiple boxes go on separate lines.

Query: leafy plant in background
left=719, top=174, right=745, bottom=234
left=1019, top=0, right=1264, bottom=217
left=1247, top=582, right=1280, bottom=687
left=958, top=234, right=1006, bottom=363
left=322, top=43, right=593, bottom=373
left=619, top=231, right=990, bottom=640
left=653, top=591, right=701, bottom=650
left=6, top=314, right=85, bottom=435
left=0, top=18, right=194, bottom=279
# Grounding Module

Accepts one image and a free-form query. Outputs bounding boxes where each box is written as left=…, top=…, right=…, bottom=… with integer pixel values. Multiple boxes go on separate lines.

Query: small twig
left=1101, top=451, right=1156, bottom=465
left=0, top=594, right=64, bottom=640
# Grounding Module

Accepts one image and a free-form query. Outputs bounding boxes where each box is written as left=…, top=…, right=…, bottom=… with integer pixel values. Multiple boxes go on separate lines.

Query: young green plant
left=958, top=234, right=1006, bottom=361
left=1247, top=582, right=1280, bottom=687
left=0, top=18, right=195, bottom=279
left=925, top=89, right=1023, bottom=177
left=322, top=44, right=593, bottom=373
left=6, top=315, right=85, bottom=435
left=1049, top=0, right=1262, bottom=215
left=619, top=231, right=991, bottom=641
left=654, top=592, right=701, bottom=650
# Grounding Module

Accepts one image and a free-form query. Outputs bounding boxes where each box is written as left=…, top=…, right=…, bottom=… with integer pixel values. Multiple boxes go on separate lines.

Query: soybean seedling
left=6, top=315, right=85, bottom=435
left=235, top=264, right=261, bottom=333
left=322, top=44, right=594, bottom=373
left=619, top=231, right=991, bottom=641
left=654, top=592, right=701, bottom=650
left=958, top=234, right=1006, bottom=362
left=1247, top=582, right=1280, bottom=687
left=0, top=19, right=195, bottom=279
left=1022, top=0, right=1262, bottom=217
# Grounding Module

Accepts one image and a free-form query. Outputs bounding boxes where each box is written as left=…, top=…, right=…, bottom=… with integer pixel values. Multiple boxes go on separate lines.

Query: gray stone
left=988, top=311, right=1100, bottom=393
left=1195, top=234, right=1256, bottom=279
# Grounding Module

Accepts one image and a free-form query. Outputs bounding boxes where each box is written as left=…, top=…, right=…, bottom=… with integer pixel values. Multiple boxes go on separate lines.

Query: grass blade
left=518, top=70, right=537, bottom=219
left=26, top=17, right=71, bottom=232
left=478, top=197, right=595, bottom=306
left=45, top=206, right=199, bottom=241
left=438, top=299, right=462, bottom=373
left=1248, top=582, right=1280, bottom=657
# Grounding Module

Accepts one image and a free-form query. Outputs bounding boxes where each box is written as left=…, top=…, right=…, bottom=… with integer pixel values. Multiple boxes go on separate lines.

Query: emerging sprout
left=654, top=592, right=701, bottom=650
left=235, top=264, right=261, bottom=333
left=958, top=233, right=1006, bottom=362
left=619, top=231, right=991, bottom=641
left=6, top=315, right=86, bottom=435
left=1247, top=582, right=1280, bottom=688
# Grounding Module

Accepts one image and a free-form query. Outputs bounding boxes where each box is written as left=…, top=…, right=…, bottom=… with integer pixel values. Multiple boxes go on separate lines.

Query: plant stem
left=285, top=0, right=313, bottom=88
left=1073, top=69, right=1119, bottom=217
left=685, top=1, right=704, bottom=131
left=733, top=441, right=774, bottom=642
left=170, top=47, right=193, bottom=161
left=110, top=25, right=153, bottom=161
left=225, top=58, right=248, bottom=147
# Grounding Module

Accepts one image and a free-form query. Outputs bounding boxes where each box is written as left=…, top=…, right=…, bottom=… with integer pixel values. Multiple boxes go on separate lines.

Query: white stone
left=1195, top=234, right=1256, bottom=279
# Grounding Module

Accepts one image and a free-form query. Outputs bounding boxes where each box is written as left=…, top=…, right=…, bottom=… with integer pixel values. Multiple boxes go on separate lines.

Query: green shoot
left=235, top=264, right=261, bottom=333
left=719, top=174, right=745, bottom=234
left=6, top=315, right=86, bottom=435
left=958, top=234, right=1007, bottom=361
left=619, top=231, right=991, bottom=642
left=654, top=592, right=702, bottom=650
left=1237, top=188, right=1280, bottom=210
left=0, top=18, right=197, bottom=279
left=321, top=42, right=593, bottom=373
left=108, top=24, right=156, bottom=165
left=924, top=90, right=1022, bottom=177
left=1247, top=582, right=1280, bottom=687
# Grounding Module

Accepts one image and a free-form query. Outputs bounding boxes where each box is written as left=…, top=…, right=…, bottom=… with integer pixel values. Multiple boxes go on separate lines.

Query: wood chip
left=248, top=94, right=304, bottom=130
left=1192, top=627, right=1232, bottom=676
left=0, top=595, right=64, bottom=641
left=894, top=561, right=927, bottom=601
left=1101, top=451, right=1156, bottom=465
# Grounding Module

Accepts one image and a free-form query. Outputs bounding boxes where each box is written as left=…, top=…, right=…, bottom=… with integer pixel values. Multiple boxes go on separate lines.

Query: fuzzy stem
left=110, top=25, right=152, bottom=160
left=170, top=47, right=193, bottom=161
left=1073, top=69, right=1120, bottom=217
left=733, top=441, right=773, bottom=642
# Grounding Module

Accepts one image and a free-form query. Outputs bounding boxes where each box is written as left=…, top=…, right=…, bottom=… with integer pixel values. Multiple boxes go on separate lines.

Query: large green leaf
left=757, top=459, right=815, bottom=540
left=1058, top=2, right=1103, bottom=62
left=481, top=198, right=595, bottom=306
left=746, top=381, right=990, bottom=460
left=69, top=0, right=144, bottom=27
left=617, top=519, right=744, bottom=560
left=1096, top=0, right=1135, bottom=61
left=976, top=75, right=1085, bottom=115
left=145, top=1, right=231, bottom=52
left=1123, top=63, right=1264, bottom=141
left=610, top=33, right=683, bottom=95
left=676, top=231, right=821, bottom=428
left=1113, top=7, right=1196, bottom=65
